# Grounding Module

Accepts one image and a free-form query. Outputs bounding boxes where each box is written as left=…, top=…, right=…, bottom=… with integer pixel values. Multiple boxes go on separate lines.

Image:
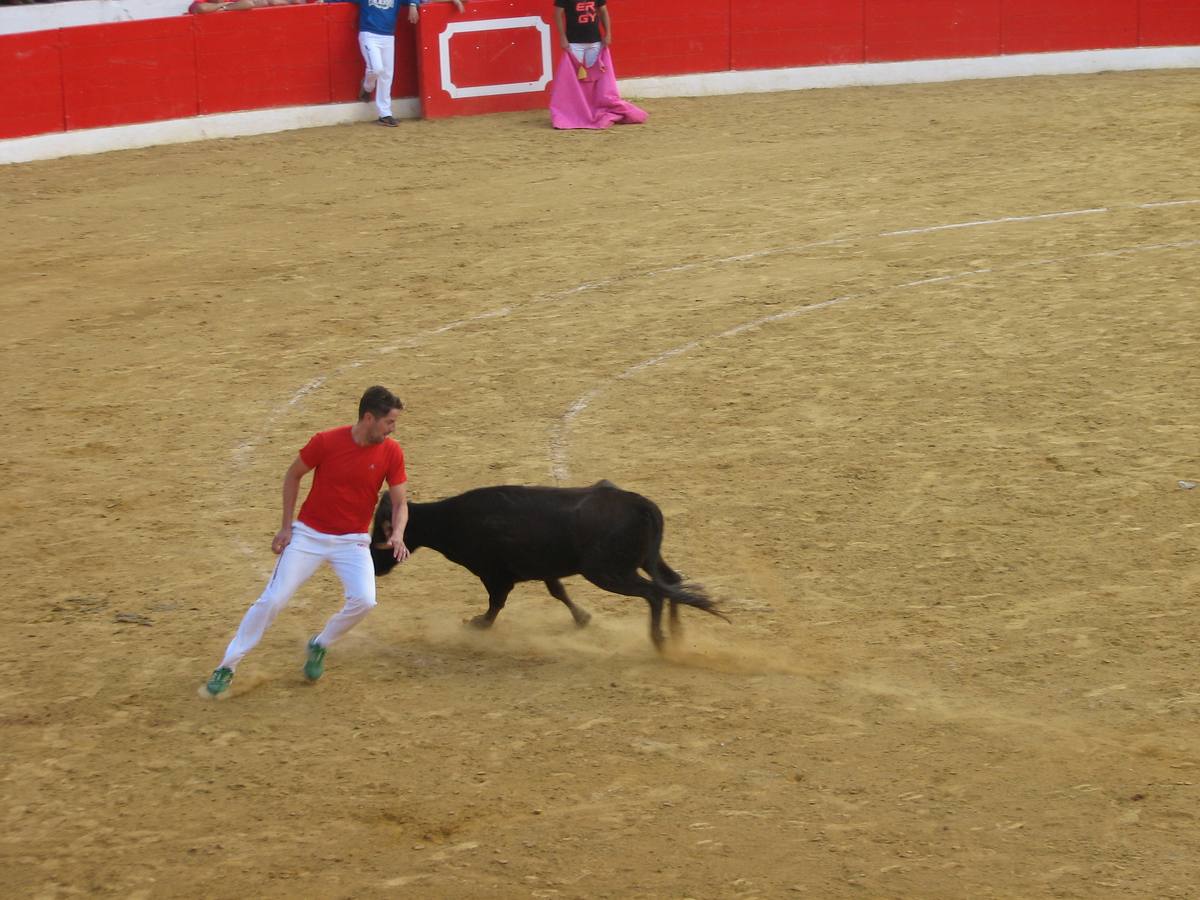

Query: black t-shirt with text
left=555, top=0, right=607, bottom=44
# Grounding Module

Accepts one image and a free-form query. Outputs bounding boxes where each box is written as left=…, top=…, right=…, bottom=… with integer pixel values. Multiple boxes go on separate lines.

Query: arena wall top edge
left=0, top=0, right=185, bottom=37
left=2, top=0, right=1200, bottom=163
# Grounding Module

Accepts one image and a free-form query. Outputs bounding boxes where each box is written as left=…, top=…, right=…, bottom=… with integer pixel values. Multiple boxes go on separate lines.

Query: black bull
left=371, top=481, right=727, bottom=649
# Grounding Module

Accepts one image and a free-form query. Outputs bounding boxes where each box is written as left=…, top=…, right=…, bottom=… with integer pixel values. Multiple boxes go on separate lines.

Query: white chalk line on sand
left=537, top=199, right=1199, bottom=303
left=226, top=304, right=512, bottom=564
left=224, top=198, right=1199, bottom=555
left=547, top=236, right=1200, bottom=482
left=229, top=305, right=513, bottom=468
left=878, top=207, right=1106, bottom=238
left=242, top=197, right=1200, bottom=457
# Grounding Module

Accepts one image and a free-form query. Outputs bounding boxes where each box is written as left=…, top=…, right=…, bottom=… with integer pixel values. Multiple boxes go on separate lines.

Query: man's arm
left=600, top=6, right=611, bottom=46
left=554, top=7, right=568, bottom=49
left=388, top=482, right=410, bottom=562
left=273, top=455, right=314, bottom=555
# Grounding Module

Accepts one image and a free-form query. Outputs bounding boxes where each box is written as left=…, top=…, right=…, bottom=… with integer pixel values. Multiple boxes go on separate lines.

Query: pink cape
left=549, top=48, right=647, bottom=130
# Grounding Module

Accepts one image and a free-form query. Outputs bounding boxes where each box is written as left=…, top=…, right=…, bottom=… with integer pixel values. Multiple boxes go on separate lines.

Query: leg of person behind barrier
left=358, top=32, right=395, bottom=121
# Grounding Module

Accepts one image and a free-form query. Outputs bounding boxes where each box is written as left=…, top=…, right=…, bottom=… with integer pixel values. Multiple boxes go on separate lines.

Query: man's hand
left=388, top=534, right=410, bottom=563
left=408, top=3, right=419, bottom=24
left=272, top=526, right=293, bottom=555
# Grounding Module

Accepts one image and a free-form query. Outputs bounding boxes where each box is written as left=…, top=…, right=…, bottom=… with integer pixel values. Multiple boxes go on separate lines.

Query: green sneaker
left=303, top=638, right=327, bottom=682
left=206, top=667, right=233, bottom=696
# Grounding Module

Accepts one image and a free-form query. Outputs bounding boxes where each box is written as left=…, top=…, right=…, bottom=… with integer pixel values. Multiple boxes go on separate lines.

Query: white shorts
left=569, top=42, right=603, bottom=69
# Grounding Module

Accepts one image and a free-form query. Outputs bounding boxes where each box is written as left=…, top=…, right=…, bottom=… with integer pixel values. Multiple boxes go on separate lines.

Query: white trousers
left=569, top=42, right=603, bottom=68
left=359, top=31, right=395, bottom=119
left=219, top=522, right=377, bottom=671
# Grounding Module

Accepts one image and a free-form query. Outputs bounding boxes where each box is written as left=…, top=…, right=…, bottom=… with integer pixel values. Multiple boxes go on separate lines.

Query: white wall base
left=621, top=45, right=1200, bottom=98
left=3, top=45, right=1198, bottom=166
left=0, top=99, right=421, bottom=166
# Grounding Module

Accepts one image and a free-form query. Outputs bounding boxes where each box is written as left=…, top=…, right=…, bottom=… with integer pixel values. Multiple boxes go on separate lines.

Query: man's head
left=358, top=385, right=404, bottom=444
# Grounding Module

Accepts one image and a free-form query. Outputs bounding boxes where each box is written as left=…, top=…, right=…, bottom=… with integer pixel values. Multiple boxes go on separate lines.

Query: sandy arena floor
left=2, top=69, right=1199, bottom=899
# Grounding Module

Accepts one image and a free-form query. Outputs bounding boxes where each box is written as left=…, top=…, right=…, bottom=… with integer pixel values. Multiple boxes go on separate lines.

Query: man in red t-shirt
left=205, top=385, right=409, bottom=696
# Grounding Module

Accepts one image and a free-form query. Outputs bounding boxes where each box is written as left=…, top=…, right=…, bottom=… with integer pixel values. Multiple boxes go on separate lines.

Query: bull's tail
left=656, top=559, right=684, bottom=585
left=634, top=494, right=730, bottom=623
left=657, top=576, right=731, bottom=624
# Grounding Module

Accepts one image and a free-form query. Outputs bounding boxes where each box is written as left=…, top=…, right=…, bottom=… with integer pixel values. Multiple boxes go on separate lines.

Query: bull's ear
left=381, top=521, right=393, bottom=540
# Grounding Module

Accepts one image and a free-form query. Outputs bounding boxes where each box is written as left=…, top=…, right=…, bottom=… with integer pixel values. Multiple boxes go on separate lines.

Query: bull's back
left=445, top=484, right=655, bottom=581
left=442, top=486, right=590, bottom=580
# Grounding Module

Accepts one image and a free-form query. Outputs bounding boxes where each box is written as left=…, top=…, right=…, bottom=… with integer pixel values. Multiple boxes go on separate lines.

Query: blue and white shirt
left=331, top=0, right=422, bottom=37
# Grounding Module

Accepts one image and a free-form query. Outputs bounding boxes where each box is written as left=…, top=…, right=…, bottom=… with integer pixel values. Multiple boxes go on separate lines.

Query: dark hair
left=358, top=385, right=404, bottom=420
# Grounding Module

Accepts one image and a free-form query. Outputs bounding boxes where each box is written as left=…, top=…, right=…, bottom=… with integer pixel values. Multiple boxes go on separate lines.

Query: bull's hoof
left=573, top=611, right=592, bottom=628
left=465, top=614, right=494, bottom=630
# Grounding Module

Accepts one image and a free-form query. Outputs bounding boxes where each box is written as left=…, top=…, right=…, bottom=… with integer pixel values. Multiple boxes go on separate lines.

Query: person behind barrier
left=323, top=0, right=422, bottom=127
left=554, top=0, right=609, bottom=70
left=322, top=0, right=465, bottom=127
left=188, top=0, right=313, bottom=14
left=549, top=0, right=646, bottom=129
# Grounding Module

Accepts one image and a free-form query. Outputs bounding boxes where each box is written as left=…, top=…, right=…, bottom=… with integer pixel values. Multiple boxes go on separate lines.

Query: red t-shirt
left=296, top=426, right=406, bottom=535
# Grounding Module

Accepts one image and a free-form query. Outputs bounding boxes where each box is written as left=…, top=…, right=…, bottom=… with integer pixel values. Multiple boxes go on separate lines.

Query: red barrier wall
left=417, top=0, right=554, bottom=119
left=618, top=0, right=730, bottom=77
left=866, top=0, right=1002, bottom=63
left=0, top=31, right=64, bottom=138
left=731, top=0, right=865, bottom=71
left=2, top=0, right=1199, bottom=141
left=1002, top=0, right=1139, bottom=54
left=61, top=18, right=197, bottom=130
left=0, top=4, right=416, bottom=139
left=195, top=4, right=330, bottom=114
left=1140, top=0, right=1200, bottom=46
